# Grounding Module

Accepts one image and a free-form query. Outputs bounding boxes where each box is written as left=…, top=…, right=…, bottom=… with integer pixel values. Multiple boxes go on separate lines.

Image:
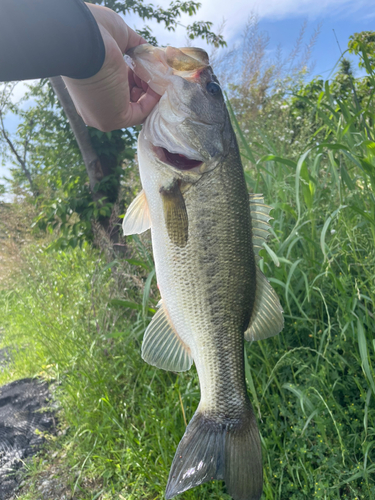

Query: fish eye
left=206, top=81, right=221, bottom=96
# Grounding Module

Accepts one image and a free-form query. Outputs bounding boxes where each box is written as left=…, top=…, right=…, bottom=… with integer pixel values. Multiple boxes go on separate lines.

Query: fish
left=123, top=44, right=284, bottom=500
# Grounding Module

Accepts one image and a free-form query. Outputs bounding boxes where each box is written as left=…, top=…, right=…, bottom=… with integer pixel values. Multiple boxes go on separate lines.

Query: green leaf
left=100, top=260, right=118, bottom=274
left=350, top=205, right=375, bottom=227
left=142, top=268, right=156, bottom=318
left=109, top=299, right=143, bottom=311
left=320, top=206, right=346, bottom=261
left=359, top=157, right=375, bottom=176
left=357, top=318, right=375, bottom=396
left=340, top=165, right=355, bottom=190
left=225, top=93, right=256, bottom=164
left=125, top=258, right=150, bottom=270
left=262, top=242, right=280, bottom=267
left=244, top=353, right=261, bottom=419
left=259, top=155, right=297, bottom=169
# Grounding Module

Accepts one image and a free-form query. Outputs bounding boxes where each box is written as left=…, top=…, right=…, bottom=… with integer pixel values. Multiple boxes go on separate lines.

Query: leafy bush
left=228, top=35, right=375, bottom=500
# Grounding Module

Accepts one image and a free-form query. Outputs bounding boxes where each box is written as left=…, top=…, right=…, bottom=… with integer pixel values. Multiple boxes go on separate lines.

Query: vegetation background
left=0, top=2, right=374, bottom=499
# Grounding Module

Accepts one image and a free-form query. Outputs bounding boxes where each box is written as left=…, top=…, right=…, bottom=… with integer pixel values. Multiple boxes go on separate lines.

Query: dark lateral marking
left=160, top=180, right=189, bottom=248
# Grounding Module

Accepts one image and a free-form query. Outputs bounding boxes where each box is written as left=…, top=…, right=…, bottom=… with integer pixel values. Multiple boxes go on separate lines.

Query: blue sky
left=128, top=0, right=374, bottom=79
left=257, top=10, right=374, bottom=79
left=1, top=0, right=374, bottom=193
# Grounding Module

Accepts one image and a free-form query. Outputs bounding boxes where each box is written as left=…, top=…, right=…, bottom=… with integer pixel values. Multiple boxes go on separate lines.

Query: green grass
left=227, top=57, right=375, bottom=499
left=0, top=244, right=233, bottom=499
left=1, top=54, right=375, bottom=500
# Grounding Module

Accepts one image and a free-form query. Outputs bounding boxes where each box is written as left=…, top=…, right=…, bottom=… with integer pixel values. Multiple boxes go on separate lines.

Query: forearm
left=0, top=0, right=105, bottom=82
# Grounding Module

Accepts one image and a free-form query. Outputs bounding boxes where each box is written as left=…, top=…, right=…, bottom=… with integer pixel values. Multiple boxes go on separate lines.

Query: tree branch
left=49, top=76, right=122, bottom=243
left=0, top=111, right=38, bottom=196
left=49, top=76, right=106, bottom=201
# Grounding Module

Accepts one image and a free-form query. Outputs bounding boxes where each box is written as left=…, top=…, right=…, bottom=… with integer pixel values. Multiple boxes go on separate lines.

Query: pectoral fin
left=245, top=267, right=284, bottom=342
left=160, top=180, right=189, bottom=247
left=142, top=301, right=193, bottom=372
left=122, top=189, right=151, bottom=235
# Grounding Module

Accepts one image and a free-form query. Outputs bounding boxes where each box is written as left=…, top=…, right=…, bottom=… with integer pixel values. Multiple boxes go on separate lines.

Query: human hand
left=62, top=3, right=160, bottom=132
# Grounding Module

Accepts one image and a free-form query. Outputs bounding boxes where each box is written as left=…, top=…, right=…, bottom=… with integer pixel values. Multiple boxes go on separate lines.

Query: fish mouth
left=154, top=146, right=203, bottom=171
left=125, top=45, right=209, bottom=96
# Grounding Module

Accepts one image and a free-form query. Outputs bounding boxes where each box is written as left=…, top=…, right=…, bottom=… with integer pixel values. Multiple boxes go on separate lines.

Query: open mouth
left=155, top=146, right=203, bottom=171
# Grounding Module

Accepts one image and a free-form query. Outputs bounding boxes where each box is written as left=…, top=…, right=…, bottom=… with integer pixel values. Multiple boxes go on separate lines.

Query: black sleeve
left=0, top=0, right=106, bottom=82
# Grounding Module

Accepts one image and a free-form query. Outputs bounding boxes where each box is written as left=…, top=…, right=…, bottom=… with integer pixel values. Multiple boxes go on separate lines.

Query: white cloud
left=124, top=0, right=369, bottom=48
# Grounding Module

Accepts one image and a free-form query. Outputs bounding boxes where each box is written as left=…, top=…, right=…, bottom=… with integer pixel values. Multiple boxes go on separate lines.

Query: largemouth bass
left=123, top=45, right=284, bottom=500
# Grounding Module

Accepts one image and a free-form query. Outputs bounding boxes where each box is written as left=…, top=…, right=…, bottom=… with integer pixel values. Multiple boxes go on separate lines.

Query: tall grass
left=0, top=242, right=233, bottom=499
left=227, top=49, right=375, bottom=499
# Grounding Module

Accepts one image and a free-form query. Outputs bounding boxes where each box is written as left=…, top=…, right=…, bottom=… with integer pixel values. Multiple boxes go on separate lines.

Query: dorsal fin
left=250, top=193, right=273, bottom=262
left=122, top=189, right=151, bottom=235
left=247, top=194, right=284, bottom=341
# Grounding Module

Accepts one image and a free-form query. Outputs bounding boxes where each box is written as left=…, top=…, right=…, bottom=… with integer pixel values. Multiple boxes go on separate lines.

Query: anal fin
left=142, top=301, right=193, bottom=372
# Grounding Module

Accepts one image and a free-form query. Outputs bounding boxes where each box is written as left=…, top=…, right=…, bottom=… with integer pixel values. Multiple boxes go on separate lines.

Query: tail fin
left=165, top=408, right=262, bottom=500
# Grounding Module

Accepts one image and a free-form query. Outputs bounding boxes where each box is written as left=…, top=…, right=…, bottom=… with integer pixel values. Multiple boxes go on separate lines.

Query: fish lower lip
left=156, top=147, right=203, bottom=171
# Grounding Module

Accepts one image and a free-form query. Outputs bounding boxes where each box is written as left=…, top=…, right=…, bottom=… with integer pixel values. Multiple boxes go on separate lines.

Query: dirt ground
left=0, top=202, right=59, bottom=499
left=0, top=377, right=57, bottom=499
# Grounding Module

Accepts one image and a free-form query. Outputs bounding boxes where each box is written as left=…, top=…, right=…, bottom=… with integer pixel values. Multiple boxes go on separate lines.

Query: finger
left=125, top=88, right=161, bottom=126
left=128, top=67, right=148, bottom=92
left=131, top=84, right=160, bottom=105
left=146, top=86, right=161, bottom=101
left=128, top=66, right=136, bottom=87
left=130, top=72, right=147, bottom=92
left=129, top=70, right=151, bottom=99
left=126, top=25, right=148, bottom=50
left=130, top=86, right=144, bottom=103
